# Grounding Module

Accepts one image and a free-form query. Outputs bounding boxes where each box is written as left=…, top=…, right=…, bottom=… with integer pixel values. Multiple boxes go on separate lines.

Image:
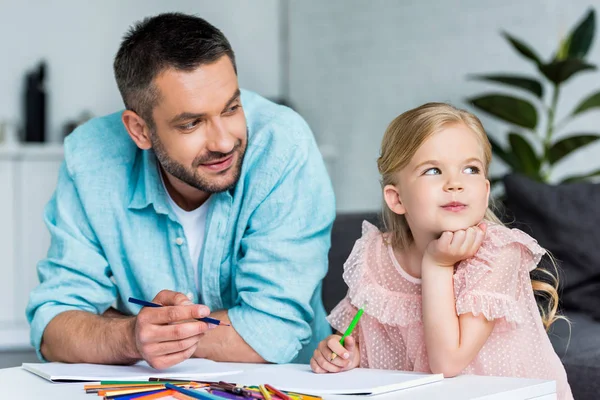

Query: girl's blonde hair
left=377, top=102, right=561, bottom=330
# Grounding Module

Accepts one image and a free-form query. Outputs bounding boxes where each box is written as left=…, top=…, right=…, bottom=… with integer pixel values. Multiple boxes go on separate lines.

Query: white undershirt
left=160, top=172, right=210, bottom=291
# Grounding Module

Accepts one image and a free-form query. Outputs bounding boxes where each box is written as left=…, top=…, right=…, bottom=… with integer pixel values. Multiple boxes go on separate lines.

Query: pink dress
left=327, top=221, right=573, bottom=400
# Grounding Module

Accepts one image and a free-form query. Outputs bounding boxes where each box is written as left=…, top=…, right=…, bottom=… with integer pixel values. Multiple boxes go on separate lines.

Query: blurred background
left=1, top=0, right=599, bottom=367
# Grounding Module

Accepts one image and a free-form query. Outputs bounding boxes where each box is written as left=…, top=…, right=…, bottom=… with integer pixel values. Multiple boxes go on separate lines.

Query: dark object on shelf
left=24, top=61, right=47, bottom=142
left=63, top=111, right=94, bottom=139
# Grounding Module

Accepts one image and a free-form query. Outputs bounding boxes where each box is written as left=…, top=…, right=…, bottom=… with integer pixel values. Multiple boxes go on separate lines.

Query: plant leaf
left=556, top=35, right=571, bottom=61
left=502, top=32, right=543, bottom=66
left=571, top=90, right=600, bottom=117
left=487, top=135, right=520, bottom=169
left=468, top=94, right=538, bottom=129
left=539, top=59, right=596, bottom=85
left=508, top=133, right=541, bottom=178
left=560, top=168, right=600, bottom=183
left=548, top=134, right=600, bottom=165
left=568, top=9, right=596, bottom=59
left=469, top=74, right=544, bottom=98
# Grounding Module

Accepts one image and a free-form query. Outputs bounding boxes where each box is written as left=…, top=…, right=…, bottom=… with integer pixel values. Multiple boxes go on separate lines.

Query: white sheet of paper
left=234, top=364, right=444, bottom=395
left=22, top=358, right=243, bottom=382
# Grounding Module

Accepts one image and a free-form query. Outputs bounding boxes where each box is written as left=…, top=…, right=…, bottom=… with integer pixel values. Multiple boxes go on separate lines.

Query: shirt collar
left=128, top=149, right=171, bottom=215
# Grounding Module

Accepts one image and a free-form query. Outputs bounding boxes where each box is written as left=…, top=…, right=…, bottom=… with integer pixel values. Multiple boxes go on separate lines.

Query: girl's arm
left=421, top=225, right=494, bottom=377
left=422, top=257, right=495, bottom=377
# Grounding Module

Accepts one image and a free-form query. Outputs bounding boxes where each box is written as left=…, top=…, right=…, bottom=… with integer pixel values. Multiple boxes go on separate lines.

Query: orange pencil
left=172, top=392, right=197, bottom=400
left=134, top=390, right=176, bottom=400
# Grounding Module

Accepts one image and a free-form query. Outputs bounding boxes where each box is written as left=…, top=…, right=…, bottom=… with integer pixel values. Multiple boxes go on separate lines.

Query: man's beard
left=150, top=130, right=246, bottom=193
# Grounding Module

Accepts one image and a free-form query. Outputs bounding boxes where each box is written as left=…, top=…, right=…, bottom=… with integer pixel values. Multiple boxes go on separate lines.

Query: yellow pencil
left=259, top=384, right=272, bottom=400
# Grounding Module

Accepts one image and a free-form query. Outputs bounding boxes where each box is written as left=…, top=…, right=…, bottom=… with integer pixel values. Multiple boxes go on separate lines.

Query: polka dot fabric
left=327, top=221, right=573, bottom=400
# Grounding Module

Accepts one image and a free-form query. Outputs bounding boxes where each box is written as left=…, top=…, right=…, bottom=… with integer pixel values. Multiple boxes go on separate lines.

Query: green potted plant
left=467, top=8, right=600, bottom=185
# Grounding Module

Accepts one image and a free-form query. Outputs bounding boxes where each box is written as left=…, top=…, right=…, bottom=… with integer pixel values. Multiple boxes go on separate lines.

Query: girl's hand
left=425, top=223, right=487, bottom=267
left=310, top=334, right=360, bottom=373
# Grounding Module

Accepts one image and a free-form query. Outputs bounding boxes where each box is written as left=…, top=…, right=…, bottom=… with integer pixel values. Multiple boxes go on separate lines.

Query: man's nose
left=206, top=117, right=236, bottom=154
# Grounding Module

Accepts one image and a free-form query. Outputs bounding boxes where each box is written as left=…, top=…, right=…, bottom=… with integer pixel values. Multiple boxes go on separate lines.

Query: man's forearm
left=194, top=310, right=267, bottom=363
left=41, top=310, right=140, bottom=364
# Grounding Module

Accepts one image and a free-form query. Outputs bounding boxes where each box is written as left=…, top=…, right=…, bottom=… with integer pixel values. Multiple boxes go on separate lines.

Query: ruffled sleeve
left=453, top=224, right=546, bottom=331
left=327, top=295, right=360, bottom=338
left=327, top=221, right=423, bottom=330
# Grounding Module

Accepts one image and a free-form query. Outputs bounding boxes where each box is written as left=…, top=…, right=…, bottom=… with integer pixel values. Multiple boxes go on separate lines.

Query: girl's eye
left=423, top=167, right=441, bottom=175
left=464, top=165, right=481, bottom=174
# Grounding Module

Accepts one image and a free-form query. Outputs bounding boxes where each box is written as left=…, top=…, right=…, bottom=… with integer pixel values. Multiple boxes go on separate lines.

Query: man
left=26, top=12, right=335, bottom=369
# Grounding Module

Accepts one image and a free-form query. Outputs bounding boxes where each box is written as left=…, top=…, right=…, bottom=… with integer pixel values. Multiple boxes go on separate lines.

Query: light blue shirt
left=26, top=90, right=335, bottom=364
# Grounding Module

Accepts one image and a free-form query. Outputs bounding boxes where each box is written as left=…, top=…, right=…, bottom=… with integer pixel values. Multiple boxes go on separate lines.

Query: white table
left=0, top=366, right=556, bottom=400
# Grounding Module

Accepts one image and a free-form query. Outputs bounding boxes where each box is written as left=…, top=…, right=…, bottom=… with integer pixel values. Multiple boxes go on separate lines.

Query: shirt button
left=186, top=292, right=194, bottom=301
left=175, top=237, right=184, bottom=245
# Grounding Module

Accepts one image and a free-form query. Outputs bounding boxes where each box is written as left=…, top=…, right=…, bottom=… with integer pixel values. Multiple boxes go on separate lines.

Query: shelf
left=0, top=144, right=64, bottom=160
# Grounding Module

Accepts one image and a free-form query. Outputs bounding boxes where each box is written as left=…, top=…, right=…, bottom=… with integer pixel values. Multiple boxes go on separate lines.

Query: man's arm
left=102, top=305, right=266, bottom=363
left=41, top=311, right=138, bottom=364
left=27, top=163, right=212, bottom=368
left=26, top=161, right=122, bottom=362
left=42, top=290, right=213, bottom=369
left=193, top=310, right=266, bottom=363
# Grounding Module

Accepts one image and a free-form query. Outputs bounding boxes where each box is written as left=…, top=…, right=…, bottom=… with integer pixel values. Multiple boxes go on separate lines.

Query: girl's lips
left=201, top=154, right=234, bottom=172
left=441, top=203, right=467, bottom=212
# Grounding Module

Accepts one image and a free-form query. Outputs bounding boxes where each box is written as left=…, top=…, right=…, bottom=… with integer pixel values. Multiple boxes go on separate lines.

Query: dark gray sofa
left=325, top=210, right=600, bottom=400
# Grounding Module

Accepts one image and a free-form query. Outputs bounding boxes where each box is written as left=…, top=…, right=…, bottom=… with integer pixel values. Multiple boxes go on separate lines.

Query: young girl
left=311, top=103, right=573, bottom=399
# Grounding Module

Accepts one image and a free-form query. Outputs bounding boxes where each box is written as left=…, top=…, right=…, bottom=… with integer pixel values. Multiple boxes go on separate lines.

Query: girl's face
left=385, top=123, right=490, bottom=237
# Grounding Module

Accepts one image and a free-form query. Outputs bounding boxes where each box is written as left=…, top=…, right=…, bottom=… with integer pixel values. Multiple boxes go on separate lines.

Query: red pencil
left=264, top=384, right=291, bottom=400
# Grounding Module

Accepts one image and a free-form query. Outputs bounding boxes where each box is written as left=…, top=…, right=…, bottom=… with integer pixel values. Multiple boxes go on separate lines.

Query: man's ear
left=383, top=184, right=406, bottom=215
left=122, top=110, right=152, bottom=150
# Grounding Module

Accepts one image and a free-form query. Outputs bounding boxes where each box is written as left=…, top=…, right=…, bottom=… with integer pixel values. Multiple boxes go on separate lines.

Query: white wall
left=0, top=0, right=282, bottom=143
left=2, top=0, right=599, bottom=210
left=288, top=0, right=600, bottom=211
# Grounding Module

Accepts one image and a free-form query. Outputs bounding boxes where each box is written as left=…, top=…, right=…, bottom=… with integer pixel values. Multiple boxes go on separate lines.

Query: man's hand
left=133, top=290, right=213, bottom=369
left=425, top=223, right=487, bottom=267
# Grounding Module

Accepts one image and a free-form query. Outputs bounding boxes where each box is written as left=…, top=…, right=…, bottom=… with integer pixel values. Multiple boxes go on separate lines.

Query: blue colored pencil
left=165, top=383, right=223, bottom=399
left=128, top=297, right=230, bottom=326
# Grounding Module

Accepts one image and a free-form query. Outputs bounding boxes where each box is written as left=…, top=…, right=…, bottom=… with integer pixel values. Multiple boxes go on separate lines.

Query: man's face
left=149, top=56, right=247, bottom=193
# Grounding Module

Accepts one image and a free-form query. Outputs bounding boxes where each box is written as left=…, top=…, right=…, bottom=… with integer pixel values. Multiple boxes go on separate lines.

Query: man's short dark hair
left=114, top=12, right=237, bottom=127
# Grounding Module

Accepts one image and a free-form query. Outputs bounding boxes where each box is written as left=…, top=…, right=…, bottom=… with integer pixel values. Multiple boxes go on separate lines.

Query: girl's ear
left=383, top=184, right=406, bottom=215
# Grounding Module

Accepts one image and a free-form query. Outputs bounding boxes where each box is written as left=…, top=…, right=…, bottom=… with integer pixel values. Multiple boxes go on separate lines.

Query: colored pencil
left=331, top=307, right=364, bottom=361
left=265, top=384, right=291, bottom=400
left=165, top=383, right=223, bottom=400
left=128, top=297, right=230, bottom=326
left=258, top=385, right=272, bottom=400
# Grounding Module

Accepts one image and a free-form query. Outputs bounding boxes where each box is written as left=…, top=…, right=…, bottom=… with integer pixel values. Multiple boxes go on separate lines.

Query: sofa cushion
left=324, top=212, right=380, bottom=314
left=503, top=174, right=600, bottom=320
left=549, top=311, right=600, bottom=400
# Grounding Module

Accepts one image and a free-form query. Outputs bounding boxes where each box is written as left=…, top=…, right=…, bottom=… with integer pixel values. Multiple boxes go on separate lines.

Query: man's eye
left=464, top=166, right=481, bottom=174
left=226, top=105, right=240, bottom=114
left=423, top=168, right=441, bottom=175
left=180, top=120, right=200, bottom=130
